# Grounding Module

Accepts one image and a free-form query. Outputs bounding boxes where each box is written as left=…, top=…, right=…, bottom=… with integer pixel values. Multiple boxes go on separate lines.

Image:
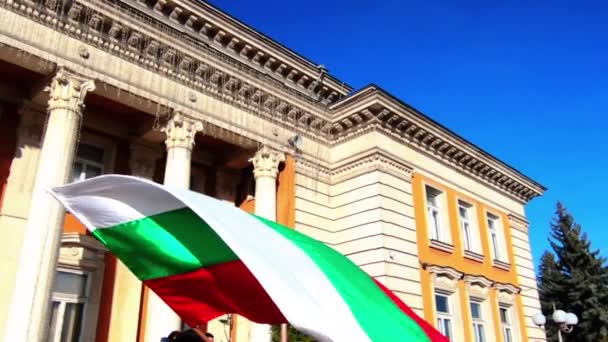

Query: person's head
left=205, top=332, right=214, bottom=341
left=167, top=331, right=181, bottom=340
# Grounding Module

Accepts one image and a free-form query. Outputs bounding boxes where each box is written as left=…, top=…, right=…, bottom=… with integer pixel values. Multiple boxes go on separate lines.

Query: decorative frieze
left=0, top=0, right=336, bottom=142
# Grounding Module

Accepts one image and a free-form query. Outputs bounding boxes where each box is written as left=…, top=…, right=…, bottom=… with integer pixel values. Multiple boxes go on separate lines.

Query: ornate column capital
left=45, top=67, right=96, bottom=114
left=161, top=112, right=203, bottom=151
left=249, top=145, right=285, bottom=179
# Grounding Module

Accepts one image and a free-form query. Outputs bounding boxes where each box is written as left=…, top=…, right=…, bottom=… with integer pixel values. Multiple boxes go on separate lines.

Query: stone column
left=144, top=113, right=202, bottom=342
left=248, top=145, right=284, bottom=342
left=107, top=144, right=160, bottom=342
left=162, top=112, right=203, bottom=187
left=4, top=67, right=94, bottom=342
left=250, top=145, right=285, bottom=220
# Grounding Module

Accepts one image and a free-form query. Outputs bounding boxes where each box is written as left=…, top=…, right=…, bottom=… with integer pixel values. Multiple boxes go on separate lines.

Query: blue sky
left=209, top=1, right=608, bottom=265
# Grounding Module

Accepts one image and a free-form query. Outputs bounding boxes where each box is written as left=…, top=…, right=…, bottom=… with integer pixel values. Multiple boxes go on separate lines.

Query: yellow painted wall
left=413, top=172, right=519, bottom=286
left=413, top=172, right=528, bottom=341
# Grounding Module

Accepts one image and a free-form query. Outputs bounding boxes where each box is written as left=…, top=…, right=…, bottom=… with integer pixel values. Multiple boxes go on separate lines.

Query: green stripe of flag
left=93, top=207, right=238, bottom=280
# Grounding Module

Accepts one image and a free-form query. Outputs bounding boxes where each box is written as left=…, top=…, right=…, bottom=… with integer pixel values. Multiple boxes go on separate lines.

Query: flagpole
left=280, top=324, right=288, bottom=342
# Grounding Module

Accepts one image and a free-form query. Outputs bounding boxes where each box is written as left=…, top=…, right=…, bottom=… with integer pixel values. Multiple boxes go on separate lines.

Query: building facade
left=0, top=0, right=546, bottom=341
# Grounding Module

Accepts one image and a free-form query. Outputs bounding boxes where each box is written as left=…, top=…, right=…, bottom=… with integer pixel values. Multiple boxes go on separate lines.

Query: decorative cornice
left=328, top=87, right=546, bottom=203
left=463, top=275, right=494, bottom=288
left=424, top=264, right=464, bottom=281
left=61, top=232, right=107, bottom=252
left=60, top=233, right=107, bottom=270
left=464, top=275, right=493, bottom=299
left=494, top=282, right=520, bottom=295
left=168, top=0, right=350, bottom=98
left=0, top=0, right=335, bottom=143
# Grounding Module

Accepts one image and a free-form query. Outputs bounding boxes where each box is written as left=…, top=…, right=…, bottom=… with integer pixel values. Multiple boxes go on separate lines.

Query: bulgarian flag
left=50, top=175, right=447, bottom=342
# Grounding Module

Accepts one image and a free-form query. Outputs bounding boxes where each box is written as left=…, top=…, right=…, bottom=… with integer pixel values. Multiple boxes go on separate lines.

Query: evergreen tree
left=270, top=325, right=316, bottom=342
left=538, top=251, right=564, bottom=341
left=538, top=202, right=608, bottom=342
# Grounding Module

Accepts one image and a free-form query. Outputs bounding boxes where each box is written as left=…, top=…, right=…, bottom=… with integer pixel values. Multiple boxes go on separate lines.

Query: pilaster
left=0, top=103, right=45, bottom=339
left=1, top=104, right=45, bottom=218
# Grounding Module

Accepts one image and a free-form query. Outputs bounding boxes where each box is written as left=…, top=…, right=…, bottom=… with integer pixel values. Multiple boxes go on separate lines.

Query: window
left=435, top=293, right=453, bottom=341
left=470, top=300, right=486, bottom=342
left=487, top=213, right=503, bottom=261
left=458, top=201, right=474, bottom=251
left=71, top=143, right=105, bottom=182
left=500, top=306, right=513, bottom=342
left=426, top=186, right=448, bottom=243
left=49, top=270, right=89, bottom=342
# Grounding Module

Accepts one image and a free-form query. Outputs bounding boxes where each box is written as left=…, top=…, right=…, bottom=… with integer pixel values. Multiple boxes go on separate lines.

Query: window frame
left=434, top=291, right=453, bottom=341
left=458, top=200, right=480, bottom=253
left=424, top=184, right=451, bottom=247
left=499, top=305, right=514, bottom=342
left=469, top=299, right=486, bottom=342
left=71, top=143, right=106, bottom=183
left=70, top=133, right=116, bottom=183
left=49, top=268, right=91, bottom=342
left=486, top=211, right=508, bottom=264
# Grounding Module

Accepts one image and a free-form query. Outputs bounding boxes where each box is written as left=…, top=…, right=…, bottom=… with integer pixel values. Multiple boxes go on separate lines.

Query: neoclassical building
left=0, top=0, right=546, bottom=341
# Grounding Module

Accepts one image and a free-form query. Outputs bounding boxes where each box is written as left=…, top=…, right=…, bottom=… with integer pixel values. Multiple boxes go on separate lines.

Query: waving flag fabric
left=50, top=175, right=447, bottom=342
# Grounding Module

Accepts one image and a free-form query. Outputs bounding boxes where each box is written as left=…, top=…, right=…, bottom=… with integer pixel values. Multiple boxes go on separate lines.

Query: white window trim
left=50, top=267, right=91, bottom=342
left=428, top=266, right=465, bottom=342
left=469, top=298, right=489, bottom=342
left=486, top=210, right=509, bottom=264
left=499, top=304, right=516, bottom=342
left=458, top=200, right=483, bottom=255
left=435, top=291, right=454, bottom=340
left=424, top=184, right=452, bottom=246
left=464, top=276, right=495, bottom=342
left=57, top=233, right=107, bottom=342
